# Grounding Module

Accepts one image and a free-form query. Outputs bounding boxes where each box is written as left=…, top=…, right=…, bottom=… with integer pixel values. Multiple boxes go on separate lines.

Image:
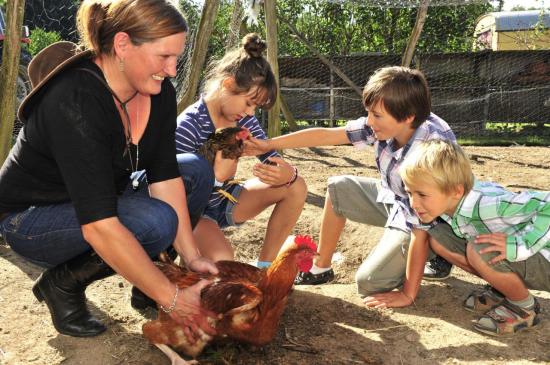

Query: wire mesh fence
left=279, top=50, right=550, bottom=135
left=7, top=0, right=550, bottom=139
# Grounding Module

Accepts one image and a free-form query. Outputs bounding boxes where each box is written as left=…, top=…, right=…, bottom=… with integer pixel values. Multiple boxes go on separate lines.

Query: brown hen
left=198, top=127, right=250, bottom=166
left=142, top=235, right=317, bottom=365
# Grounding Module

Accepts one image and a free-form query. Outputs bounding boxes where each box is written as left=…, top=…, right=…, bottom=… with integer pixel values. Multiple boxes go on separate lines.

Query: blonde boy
left=399, top=139, right=550, bottom=336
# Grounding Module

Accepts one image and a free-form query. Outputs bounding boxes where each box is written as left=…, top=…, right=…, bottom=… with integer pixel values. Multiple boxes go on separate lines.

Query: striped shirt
left=441, top=181, right=550, bottom=263
left=175, top=97, right=278, bottom=210
left=345, top=113, right=456, bottom=231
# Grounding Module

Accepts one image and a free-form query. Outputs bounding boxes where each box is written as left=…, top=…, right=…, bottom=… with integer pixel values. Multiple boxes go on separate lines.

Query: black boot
left=32, top=250, right=114, bottom=337
left=130, top=246, right=178, bottom=311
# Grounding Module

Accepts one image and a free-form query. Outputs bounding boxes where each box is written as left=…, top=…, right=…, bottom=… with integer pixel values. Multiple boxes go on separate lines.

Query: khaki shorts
left=328, top=175, right=411, bottom=295
left=429, top=222, right=550, bottom=292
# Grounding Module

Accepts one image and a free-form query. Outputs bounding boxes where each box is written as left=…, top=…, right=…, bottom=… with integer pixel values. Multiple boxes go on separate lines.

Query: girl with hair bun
left=175, top=33, right=307, bottom=268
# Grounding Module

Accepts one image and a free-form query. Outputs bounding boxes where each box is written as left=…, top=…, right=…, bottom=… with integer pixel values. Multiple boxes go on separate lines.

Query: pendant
left=132, top=178, right=140, bottom=191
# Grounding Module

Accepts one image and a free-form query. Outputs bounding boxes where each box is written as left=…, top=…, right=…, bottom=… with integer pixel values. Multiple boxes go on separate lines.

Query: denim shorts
left=202, top=184, right=244, bottom=228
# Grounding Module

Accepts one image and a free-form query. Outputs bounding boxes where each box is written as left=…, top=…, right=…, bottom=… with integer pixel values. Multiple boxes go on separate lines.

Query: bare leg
left=233, top=177, right=307, bottom=262
left=466, top=243, right=529, bottom=301
left=155, top=344, right=198, bottom=365
left=430, top=237, right=478, bottom=275
left=315, top=192, right=346, bottom=268
left=193, top=218, right=234, bottom=261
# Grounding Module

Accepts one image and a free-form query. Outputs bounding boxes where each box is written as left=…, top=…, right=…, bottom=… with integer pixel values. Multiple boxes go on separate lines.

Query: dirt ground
left=1, top=145, right=549, bottom=365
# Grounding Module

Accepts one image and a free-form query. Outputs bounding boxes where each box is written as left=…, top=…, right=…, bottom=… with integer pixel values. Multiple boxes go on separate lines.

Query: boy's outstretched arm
left=243, top=127, right=349, bottom=156
left=363, top=229, right=429, bottom=308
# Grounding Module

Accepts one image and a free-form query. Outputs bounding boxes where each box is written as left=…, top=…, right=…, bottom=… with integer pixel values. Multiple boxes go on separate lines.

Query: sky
left=498, top=0, right=548, bottom=10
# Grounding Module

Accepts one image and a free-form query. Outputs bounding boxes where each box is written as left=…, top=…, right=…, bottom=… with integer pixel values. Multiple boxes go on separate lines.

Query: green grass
left=280, top=120, right=550, bottom=146
left=458, top=135, right=550, bottom=146
left=485, top=122, right=550, bottom=133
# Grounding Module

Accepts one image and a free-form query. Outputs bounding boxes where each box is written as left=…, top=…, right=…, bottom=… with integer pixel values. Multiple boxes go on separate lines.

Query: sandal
left=463, top=285, right=505, bottom=313
left=473, top=299, right=541, bottom=336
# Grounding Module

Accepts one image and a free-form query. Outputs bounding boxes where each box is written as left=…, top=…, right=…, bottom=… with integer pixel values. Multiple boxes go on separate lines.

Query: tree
left=177, top=0, right=220, bottom=113
left=0, top=0, right=25, bottom=163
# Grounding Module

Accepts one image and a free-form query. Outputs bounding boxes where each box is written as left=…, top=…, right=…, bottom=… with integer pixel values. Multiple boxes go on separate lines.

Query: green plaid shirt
left=441, top=181, right=550, bottom=263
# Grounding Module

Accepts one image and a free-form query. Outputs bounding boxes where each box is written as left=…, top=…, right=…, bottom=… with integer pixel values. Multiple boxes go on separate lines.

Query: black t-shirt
left=0, top=59, right=179, bottom=224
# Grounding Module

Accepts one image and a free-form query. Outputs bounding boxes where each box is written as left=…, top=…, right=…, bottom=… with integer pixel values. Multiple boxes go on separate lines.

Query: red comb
left=294, top=235, right=317, bottom=251
left=236, top=128, right=250, bottom=140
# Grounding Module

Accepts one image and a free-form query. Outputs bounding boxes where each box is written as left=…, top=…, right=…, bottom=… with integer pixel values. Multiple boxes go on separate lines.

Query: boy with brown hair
left=246, top=66, right=458, bottom=303
left=399, top=139, right=549, bottom=335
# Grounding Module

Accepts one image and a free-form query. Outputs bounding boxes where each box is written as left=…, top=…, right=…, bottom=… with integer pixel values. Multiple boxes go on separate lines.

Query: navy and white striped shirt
left=175, top=97, right=278, bottom=210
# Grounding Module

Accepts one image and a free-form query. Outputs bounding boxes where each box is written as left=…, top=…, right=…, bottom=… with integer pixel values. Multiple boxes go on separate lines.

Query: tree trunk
left=176, top=0, right=220, bottom=114
left=402, top=0, right=430, bottom=68
left=226, top=0, right=243, bottom=52
left=264, top=0, right=281, bottom=138
left=0, top=0, right=26, bottom=164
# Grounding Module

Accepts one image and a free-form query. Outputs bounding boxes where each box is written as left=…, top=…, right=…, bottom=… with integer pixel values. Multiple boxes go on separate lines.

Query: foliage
left=28, top=27, right=61, bottom=56
left=175, top=0, right=495, bottom=81
left=275, top=1, right=492, bottom=56
left=179, top=0, right=202, bottom=31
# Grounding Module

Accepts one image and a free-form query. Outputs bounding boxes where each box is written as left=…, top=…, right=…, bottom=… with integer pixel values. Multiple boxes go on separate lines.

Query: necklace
left=117, top=93, right=141, bottom=190
left=96, top=59, right=141, bottom=190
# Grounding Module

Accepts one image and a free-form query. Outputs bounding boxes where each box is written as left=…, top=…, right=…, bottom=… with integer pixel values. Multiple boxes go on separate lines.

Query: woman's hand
left=474, top=232, right=507, bottom=264
left=252, top=157, right=294, bottom=186
left=363, top=291, right=414, bottom=308
left=187, top=256, right=219, bottom=275
left=243, top=137, right=271, bottom=156
left=168, top=280, right=218, bottom=344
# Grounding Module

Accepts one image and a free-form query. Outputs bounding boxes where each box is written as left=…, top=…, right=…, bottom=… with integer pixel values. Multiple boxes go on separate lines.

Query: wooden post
left=279, top=94, right=299, bottom=131
left=264, top=0, right=281, bottom=138
left=0, top=0, right=25, bottom=164
left=401, top=0, right=430, bottom=68
left=329, top=70, right=335, bottom=127
left=177, top=0, right=220, bottom=114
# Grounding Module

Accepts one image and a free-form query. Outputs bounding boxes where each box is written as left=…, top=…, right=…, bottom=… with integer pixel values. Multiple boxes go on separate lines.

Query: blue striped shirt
left=175, top=97, right=278, bottom=210
left=345, top=113, right=456, bottom=231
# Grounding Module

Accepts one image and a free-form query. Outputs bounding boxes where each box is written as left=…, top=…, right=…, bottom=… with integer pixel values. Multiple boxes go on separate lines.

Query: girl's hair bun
left=242, top=33, right=266, bottom=58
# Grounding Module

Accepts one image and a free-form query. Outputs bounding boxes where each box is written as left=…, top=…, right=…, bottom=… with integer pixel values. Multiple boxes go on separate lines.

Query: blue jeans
left=0, top=154, right=213, bottom=268
left=0, top=194, right=178, bottom=268
left=177, top=153, right=214, bottom=228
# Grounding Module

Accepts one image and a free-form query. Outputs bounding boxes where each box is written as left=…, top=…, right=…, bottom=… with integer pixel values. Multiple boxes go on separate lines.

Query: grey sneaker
left=423, top=255, right=452, bottom=281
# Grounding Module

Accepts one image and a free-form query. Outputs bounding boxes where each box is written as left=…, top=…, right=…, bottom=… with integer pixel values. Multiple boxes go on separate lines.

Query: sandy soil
left=1, top=145, right=549, bottom=365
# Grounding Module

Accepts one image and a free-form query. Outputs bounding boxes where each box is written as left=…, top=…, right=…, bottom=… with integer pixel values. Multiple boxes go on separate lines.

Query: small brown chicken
left=198, top=127, right=251, bottom=166
left=142, top=235, right=317, bottom=365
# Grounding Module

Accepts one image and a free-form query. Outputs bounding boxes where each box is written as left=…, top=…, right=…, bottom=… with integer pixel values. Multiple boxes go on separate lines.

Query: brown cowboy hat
left=17, top=41, right=93, bottom=122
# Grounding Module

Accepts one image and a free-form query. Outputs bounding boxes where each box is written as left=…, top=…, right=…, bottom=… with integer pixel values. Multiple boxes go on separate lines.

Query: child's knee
left=288, top=176, right=307, bottom=201
left=355, top=270, right=402, bottom=296
left=466, top=241, right=498, bottom=267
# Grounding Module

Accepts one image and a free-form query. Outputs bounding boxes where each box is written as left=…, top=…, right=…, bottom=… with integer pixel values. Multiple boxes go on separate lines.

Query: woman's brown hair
left=204, top=33, right=277, bottom=109
left=77, top=0, right=188, bottom=56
